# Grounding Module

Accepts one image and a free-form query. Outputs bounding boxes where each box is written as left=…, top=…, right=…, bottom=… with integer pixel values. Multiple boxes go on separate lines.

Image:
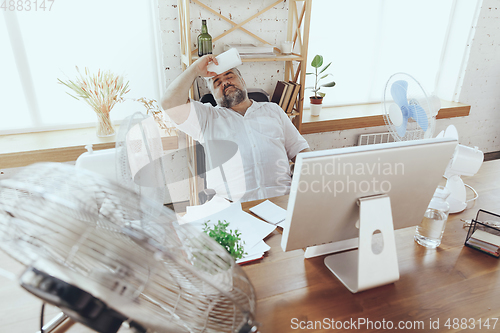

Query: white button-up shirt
left=175, top=100, right=310, bottom=202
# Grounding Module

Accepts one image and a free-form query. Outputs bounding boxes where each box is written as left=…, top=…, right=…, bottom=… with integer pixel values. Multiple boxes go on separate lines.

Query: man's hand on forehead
left=196, top=54, right=218, bottom=77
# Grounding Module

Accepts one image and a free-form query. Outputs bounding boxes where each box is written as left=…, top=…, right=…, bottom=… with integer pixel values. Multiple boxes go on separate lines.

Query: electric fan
left=0, top=163, right=257, bottom=333
left=115, top=112, right=168, bottom=214
left=76, top=112, right=168, bottom=212
left=383, top=73, right=440, bottom=141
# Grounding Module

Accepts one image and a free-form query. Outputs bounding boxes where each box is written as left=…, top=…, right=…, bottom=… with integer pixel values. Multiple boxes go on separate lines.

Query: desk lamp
left=438, top=125, right=484, bottom=213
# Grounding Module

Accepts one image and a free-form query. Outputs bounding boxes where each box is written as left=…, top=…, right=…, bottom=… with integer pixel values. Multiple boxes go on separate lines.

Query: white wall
left=452, top=0, right=500, bottom=152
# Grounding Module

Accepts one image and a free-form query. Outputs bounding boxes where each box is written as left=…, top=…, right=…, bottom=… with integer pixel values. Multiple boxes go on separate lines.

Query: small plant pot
left=310, top=96, right=323, bottom=116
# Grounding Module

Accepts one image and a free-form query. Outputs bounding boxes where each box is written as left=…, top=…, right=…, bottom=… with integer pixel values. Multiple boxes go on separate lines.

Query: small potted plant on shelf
left=306, top=55, right=336, bottom=116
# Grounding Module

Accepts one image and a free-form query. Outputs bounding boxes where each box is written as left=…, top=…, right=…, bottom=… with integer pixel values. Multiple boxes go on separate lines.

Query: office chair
left=199, top=90, right=270, bottom=107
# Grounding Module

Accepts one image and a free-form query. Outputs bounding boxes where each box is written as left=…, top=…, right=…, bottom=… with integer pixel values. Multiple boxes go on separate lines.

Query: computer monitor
left=281, top=137, right=457, bottom=293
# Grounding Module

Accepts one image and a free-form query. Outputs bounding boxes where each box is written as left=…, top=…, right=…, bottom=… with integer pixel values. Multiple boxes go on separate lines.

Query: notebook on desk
left=249, top=200, right=287, bottom=227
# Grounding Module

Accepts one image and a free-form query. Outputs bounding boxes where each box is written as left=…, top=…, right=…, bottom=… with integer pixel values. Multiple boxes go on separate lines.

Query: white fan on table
left=383, top=72, right=441, bottom=141
left=0, top=163, right=257, bottom=333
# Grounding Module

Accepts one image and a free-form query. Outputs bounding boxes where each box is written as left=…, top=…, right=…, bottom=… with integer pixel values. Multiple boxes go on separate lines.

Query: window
left=305, top=0, right=481, bottom=108
left=1, top=0, right=163, bottom=135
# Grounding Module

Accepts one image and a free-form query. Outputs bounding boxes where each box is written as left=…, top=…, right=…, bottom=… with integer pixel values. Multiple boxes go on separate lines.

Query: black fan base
left=20, top=266, right=146, bottom=333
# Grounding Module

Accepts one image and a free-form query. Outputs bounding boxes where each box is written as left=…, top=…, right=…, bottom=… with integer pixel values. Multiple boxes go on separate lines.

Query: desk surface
left=1, top=160, right=499, bottom=332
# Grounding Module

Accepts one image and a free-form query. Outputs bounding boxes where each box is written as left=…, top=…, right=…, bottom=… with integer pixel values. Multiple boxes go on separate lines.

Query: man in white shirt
left=161, top=55, right=310, bottom=202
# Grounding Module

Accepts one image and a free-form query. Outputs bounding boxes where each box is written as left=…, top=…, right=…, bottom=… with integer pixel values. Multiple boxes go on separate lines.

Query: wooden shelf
left=0, top=126, right=179, bottom=169
left=191, top=53, right=303, bottom=64
left=301, top=100, right=471, bottom=135
left=241, top=54, right=304, bottom=62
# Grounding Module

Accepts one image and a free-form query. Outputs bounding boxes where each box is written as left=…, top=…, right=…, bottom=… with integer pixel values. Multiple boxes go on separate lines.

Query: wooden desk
left=1, top=160, right=499, bottom=332
left=241, top=159, right=500, bottom=332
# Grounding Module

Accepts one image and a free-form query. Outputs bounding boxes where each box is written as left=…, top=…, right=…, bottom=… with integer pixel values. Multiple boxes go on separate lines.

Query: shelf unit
left=177, top=0, right=312, bottom=204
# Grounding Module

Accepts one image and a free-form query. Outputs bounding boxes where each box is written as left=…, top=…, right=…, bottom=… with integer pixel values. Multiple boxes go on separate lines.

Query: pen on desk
left=37, top=312, right=69, bottom=333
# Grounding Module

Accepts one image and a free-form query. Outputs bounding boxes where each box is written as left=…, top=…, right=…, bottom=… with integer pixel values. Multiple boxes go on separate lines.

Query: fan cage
left=382, top=72, right=436, bottom=142
left=0, top=163, right=256, bottom=333
left=115, top=112, right=167, bottom=216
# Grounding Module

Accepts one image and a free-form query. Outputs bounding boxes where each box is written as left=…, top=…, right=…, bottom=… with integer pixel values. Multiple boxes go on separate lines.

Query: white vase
left=310, top=104, right=322, bottom=116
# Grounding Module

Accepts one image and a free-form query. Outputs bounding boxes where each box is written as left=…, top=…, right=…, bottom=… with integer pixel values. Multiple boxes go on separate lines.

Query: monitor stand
left=324, top=194, right=400, bottom=293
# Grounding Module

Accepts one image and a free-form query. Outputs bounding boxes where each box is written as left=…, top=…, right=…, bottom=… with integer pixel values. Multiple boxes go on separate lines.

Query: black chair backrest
left=200, top=91, right=269, bottom=106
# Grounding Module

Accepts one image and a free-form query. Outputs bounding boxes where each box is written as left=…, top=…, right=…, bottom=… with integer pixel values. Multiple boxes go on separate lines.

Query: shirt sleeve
left=174, top=101, right=213, bottom=142
left=273, top=104, right=310, bottom=160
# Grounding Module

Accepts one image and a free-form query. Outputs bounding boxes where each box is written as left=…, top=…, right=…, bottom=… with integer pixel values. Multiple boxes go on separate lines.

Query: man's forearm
left=161, top=65, right=199, bottom=112
left=161, top=55, right=217, bottom=124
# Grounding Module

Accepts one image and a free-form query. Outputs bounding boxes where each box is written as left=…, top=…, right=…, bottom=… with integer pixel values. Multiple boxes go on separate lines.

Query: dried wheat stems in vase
left=58, top=67, right=130, bottom=137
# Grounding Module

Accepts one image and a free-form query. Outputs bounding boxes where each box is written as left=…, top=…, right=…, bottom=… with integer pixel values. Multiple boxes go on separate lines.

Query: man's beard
left=217, top=85, right=247, bottom=108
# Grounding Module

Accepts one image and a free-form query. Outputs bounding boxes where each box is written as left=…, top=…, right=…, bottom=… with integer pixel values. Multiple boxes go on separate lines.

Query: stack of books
left=225, top=43, right=276, bottom=58
left=466, top=229, right=500, bottom=257
left=271, top=80, right=301, bottom=115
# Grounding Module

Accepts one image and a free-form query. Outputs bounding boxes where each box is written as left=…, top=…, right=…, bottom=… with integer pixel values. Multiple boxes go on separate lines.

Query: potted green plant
left=203, top=220, right=246, bottom=261
left=306, top=55, right=336, bottom=116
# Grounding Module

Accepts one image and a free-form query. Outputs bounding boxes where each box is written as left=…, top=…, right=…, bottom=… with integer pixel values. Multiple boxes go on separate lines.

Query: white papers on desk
left=236, top=240, right=271, bottom=264
left=182, top=199, right=276, bottom=263
left=183, top=195, right=231, bottom=221
left=249, top=200, right=287, bottom=227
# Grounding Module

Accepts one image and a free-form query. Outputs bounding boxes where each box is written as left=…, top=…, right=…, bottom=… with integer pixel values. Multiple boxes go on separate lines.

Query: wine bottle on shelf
left=198, top=20, right=212, bottom=57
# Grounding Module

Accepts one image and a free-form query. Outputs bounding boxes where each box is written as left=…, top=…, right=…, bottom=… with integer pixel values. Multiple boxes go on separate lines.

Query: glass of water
left=414, top=186, right=451, bottom=248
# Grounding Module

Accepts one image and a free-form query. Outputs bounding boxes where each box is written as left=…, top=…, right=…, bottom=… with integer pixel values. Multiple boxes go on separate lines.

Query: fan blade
left=390, top=80, right=409, bottom=107
left=395, top=113, right=409, bottom=138
left=409, top=104, right=428, bottom=132
left=388, top=103, right=404, bottom=126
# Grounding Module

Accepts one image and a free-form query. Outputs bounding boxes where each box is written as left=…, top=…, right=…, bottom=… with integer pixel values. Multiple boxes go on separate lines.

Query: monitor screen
left=281, top=137, right=457, bottom=253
